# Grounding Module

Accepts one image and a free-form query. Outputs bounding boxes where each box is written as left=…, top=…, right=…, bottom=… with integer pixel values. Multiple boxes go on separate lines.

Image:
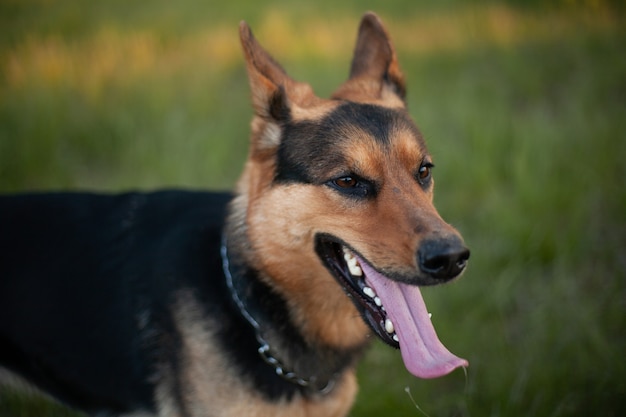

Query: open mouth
left=315, top=237, right=400, bottom=348
left=315, top=234, right=468, bottom=379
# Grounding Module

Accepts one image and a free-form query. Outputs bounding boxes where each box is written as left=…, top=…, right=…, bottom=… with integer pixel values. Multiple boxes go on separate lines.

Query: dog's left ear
left=333, top=12, right=406, bottom=105
left=240, top=21, right=319, bottom=125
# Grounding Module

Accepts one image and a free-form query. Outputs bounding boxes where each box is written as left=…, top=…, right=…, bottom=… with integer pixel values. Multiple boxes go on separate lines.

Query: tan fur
left=234, top=9, right=464, bottom=358
left=332, top=12, right=406, bottom=106
left=0, top=13, right=464, bottom=417
left=156, top=290, right=357, bottom=417
left=242, top=123, right=458, bottom=348
left=188, top=11, right=465, bottom=417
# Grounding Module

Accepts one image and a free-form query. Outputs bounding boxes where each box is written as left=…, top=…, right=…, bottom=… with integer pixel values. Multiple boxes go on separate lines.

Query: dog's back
left=0, top=191, right=230, bottom=413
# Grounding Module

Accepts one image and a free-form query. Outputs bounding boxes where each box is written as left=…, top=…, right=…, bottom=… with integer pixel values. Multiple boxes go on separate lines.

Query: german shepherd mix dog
left=0, top=12, right=469, bottom=417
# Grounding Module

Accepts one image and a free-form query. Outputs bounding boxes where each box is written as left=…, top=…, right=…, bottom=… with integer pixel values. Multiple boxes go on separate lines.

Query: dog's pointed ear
left=239, top=21, right=291, bottom=122
left=332, top=12, right=406, bottom=105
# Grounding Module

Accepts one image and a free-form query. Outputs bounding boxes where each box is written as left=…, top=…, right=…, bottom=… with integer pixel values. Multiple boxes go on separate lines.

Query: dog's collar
left=220, top=236, right=336, bottom=395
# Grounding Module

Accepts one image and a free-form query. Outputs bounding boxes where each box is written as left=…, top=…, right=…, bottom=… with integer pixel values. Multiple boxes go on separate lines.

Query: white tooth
left=350, top=264, right=363, bottom=276
left=428, top=313, right=433, bottom=319
left=393, top=334, right=399, bottom=342
left=374, top=296, right=382, bottom=307
left=342, top=248, right=363, bottom=276
left=385, top=318, right=395, bottom=334
left=363, top=286, right=376, bottom=298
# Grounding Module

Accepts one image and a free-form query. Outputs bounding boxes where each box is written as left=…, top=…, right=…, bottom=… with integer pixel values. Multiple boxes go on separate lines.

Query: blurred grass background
left=0, top=0, right=625, bottom=416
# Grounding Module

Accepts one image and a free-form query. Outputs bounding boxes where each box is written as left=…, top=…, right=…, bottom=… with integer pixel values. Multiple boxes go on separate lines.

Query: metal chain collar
left=220, top=238, right=336, bottom=395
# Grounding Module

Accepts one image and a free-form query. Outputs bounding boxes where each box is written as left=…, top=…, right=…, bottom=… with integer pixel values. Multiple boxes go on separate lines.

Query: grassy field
left=1, top=0, right=625, bottom=416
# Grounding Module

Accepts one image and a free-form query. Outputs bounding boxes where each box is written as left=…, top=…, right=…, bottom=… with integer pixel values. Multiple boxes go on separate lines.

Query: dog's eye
left=328, top=175, right=373, bottom=199
left=334, top=176, right=358, bottom=188
left=417, top=163, right=434, bottom=185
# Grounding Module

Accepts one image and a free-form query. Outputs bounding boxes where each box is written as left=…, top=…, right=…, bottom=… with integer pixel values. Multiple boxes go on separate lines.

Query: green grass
left=1, top=1, right=625, bottom=416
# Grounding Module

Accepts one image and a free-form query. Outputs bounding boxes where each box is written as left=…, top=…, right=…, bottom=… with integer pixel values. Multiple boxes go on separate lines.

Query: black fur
left=0, top=190, right=362, bottom=414
left=216, top=256, right=361, bottom=399
left=269, top=86, right=292, bottom=122
left=0, top=13, right=468, bottom=417
left=275, top=102, right=425, bottom=184
left=0, top=191, right=227, bottom=413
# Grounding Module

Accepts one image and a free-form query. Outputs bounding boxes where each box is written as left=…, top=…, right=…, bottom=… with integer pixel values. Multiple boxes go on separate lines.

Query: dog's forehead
left=323, top=102, right=425, bottom=149
left=276, top=102, right=428, bottom=183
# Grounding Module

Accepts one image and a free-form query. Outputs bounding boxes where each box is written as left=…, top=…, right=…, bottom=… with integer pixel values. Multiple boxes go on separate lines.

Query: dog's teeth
left=428, top=313, right=432, bottom=319
left=374, top=296, right=382, bottom=307
left=349, top=263, right=362, bottom=277
left=363, top=286, right=376, bottom=298
left=385, top=318, right=395, bottom=334
left=342, top=247, right=363, bottom=276
left=393, top=334, right=399, bottom=342
left=343, top=254, right=362, bottom=277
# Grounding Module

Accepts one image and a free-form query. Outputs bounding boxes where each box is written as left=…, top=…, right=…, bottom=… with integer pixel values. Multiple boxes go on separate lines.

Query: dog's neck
left=220, top=235, right=358, bottom=396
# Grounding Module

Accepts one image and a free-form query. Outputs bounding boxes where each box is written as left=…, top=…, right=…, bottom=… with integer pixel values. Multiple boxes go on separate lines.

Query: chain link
left=221, top=238, right=336, bottom=395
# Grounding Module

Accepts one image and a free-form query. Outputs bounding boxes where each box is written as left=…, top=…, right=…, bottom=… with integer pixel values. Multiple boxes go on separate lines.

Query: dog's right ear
left=239, top=22, right=293, bottom=123
left=241, top=22, right=325, bottom=125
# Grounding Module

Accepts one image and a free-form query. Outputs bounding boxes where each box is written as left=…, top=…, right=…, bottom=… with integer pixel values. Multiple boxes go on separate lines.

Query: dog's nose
left=418, top=237, right=470, bottom=281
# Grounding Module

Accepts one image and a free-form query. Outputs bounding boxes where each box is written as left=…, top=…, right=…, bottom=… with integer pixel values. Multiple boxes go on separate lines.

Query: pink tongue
left=358, top=258, right=468, bottom=378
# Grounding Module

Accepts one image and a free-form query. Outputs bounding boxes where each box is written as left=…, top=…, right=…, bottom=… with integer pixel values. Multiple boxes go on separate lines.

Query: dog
left=0, top=12, right=469, bottom=417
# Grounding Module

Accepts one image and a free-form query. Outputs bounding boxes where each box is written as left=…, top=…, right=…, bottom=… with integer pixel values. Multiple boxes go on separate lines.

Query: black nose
left=418, top=237, right=470, bottom=281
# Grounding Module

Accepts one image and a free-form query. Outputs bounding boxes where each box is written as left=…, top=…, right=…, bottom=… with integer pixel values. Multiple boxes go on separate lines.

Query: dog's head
left=235, top=12, right=469, bottom=378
